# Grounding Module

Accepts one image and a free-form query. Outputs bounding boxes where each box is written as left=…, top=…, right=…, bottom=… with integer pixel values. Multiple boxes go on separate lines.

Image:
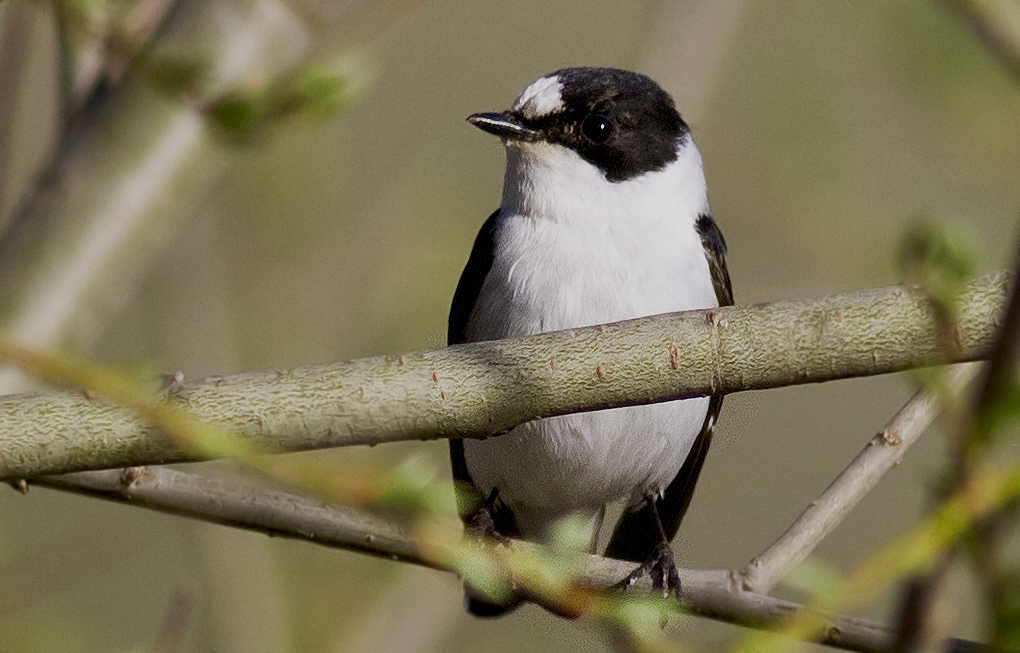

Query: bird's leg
left=463, top=488, right=513, bottom=545
left=613, top=499, right=682, bottom=597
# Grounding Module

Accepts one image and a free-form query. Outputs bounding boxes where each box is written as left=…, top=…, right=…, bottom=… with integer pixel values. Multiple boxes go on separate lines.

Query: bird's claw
left=463, top=504, right=512, bottom=546
left=613, top=541, right=682, bottom=598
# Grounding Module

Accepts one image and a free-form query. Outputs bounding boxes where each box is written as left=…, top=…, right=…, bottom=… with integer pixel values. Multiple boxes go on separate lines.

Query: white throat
left=465, top=132, right=718, bottom=345
left=499, top=134, right=709, bottom=228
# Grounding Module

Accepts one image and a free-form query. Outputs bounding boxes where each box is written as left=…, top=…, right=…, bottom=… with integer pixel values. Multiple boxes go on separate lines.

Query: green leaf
left=273, top=65, right=352, bottom=120
left=785, top=557, right=844, bottom=603
left=897, top=216, right=981, bottom=315
left=207, top=89, right=271, bottom=144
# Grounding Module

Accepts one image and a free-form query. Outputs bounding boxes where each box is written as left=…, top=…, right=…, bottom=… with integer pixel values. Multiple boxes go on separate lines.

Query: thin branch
left=974, top=237, right=1020, bottom=425
left=31, top=466, right=892, bottom=652
left=0, top=273, right=1008, bottom=481
left=36, top=466, right=426, bottom=565
left=889, top=550, right=954, bottom=653
left=0, top=0, right=320, bottom=392
left=739, top=363, right=980, bottom=594
left=0, top=0, right=32, bottom=226
left=943, top=0, right=1020, bottom=84
left=903, top=228, right=1020, bottom=649
left=53, top=0, right=181, bottom=118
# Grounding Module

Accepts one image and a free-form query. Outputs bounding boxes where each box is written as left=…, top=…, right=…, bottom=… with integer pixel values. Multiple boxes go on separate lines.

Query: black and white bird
left=448, top=67, right=732, bottom=616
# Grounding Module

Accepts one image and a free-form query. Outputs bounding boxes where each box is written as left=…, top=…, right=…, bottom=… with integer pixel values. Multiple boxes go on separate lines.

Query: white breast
left=462, top=135, right=717, bottom=538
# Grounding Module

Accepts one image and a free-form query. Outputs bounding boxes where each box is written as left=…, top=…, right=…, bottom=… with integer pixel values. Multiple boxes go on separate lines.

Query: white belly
left=461, top=211, right=717, bottom=537
left=464, top=397, right=710, bottom=537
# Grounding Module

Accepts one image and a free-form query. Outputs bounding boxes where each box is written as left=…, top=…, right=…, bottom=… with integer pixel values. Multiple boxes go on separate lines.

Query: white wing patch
left=512, top=75, right=564, bottom=119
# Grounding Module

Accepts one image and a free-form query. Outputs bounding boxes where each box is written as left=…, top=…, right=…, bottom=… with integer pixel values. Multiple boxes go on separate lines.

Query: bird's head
left=468, top=67, right=689, bottom=184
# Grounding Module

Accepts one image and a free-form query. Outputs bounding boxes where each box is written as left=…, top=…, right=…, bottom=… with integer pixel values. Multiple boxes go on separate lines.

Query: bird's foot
left=463, top=503, right=513, bottom=546
left=613, top=541, right=682, bottom=598
left=460, top=494, right=522, bottom=617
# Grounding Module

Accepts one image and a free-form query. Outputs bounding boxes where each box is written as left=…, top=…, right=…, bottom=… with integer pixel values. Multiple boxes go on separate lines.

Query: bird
left=448, top=66, right=732, bottom=617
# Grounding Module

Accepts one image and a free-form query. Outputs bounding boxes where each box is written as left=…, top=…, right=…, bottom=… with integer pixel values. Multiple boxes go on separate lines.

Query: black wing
left=696, top=213, right=733, bottom=307
left=450, top=212, right=525, bottom=616
left=448, top=210, right=501, bottom=518
left=604, top=213, right=733, bottom=562
left=448, top=210, right=501, bottom=347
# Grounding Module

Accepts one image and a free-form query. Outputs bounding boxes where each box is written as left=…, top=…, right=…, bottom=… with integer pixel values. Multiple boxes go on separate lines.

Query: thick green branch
left=0, top=273, right=1007, bottom=481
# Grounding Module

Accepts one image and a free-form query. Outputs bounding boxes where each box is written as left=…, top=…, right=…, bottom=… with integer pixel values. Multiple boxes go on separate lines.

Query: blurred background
left=1, top=0, right=1019, bottom=651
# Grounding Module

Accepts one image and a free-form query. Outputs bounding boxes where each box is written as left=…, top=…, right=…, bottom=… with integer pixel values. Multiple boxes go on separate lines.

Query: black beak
left=468, top=112, right=541, bottom=142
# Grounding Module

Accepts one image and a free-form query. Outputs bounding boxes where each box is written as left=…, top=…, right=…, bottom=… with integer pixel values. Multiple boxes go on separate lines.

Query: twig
left=974, top=237, right=1020, bottom=426
left=152, top=587, right=194, bottom=653
left=0, top=1, right=32, bottom=226
left=0, top=0, right=317, bottom=393
left=889, top=551, right=954, bottom=653
left=36, top=467, right=426, bottom=565
left=896, top=229, right=1020, bottom=648
left=31, top=465, right=891, bottom=652
left=0, top=273, right=1009, bottom=481
left=740, top=363, right=979, bottom=594
left=943, top=0, right=1020, bottom=84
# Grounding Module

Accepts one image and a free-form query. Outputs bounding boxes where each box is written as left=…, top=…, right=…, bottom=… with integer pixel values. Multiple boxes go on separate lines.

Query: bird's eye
left=581, top=115, right=614, bottom=143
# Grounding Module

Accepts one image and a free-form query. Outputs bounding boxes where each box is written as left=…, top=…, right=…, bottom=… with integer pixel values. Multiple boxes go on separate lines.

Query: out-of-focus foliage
left=898, top=217, right=982, bottom=318
left=207, top=64, right=359, bottom=144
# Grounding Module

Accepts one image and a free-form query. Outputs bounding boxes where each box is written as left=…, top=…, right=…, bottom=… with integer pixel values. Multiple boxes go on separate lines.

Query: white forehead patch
left=511, top=75, right=564, bottom=120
